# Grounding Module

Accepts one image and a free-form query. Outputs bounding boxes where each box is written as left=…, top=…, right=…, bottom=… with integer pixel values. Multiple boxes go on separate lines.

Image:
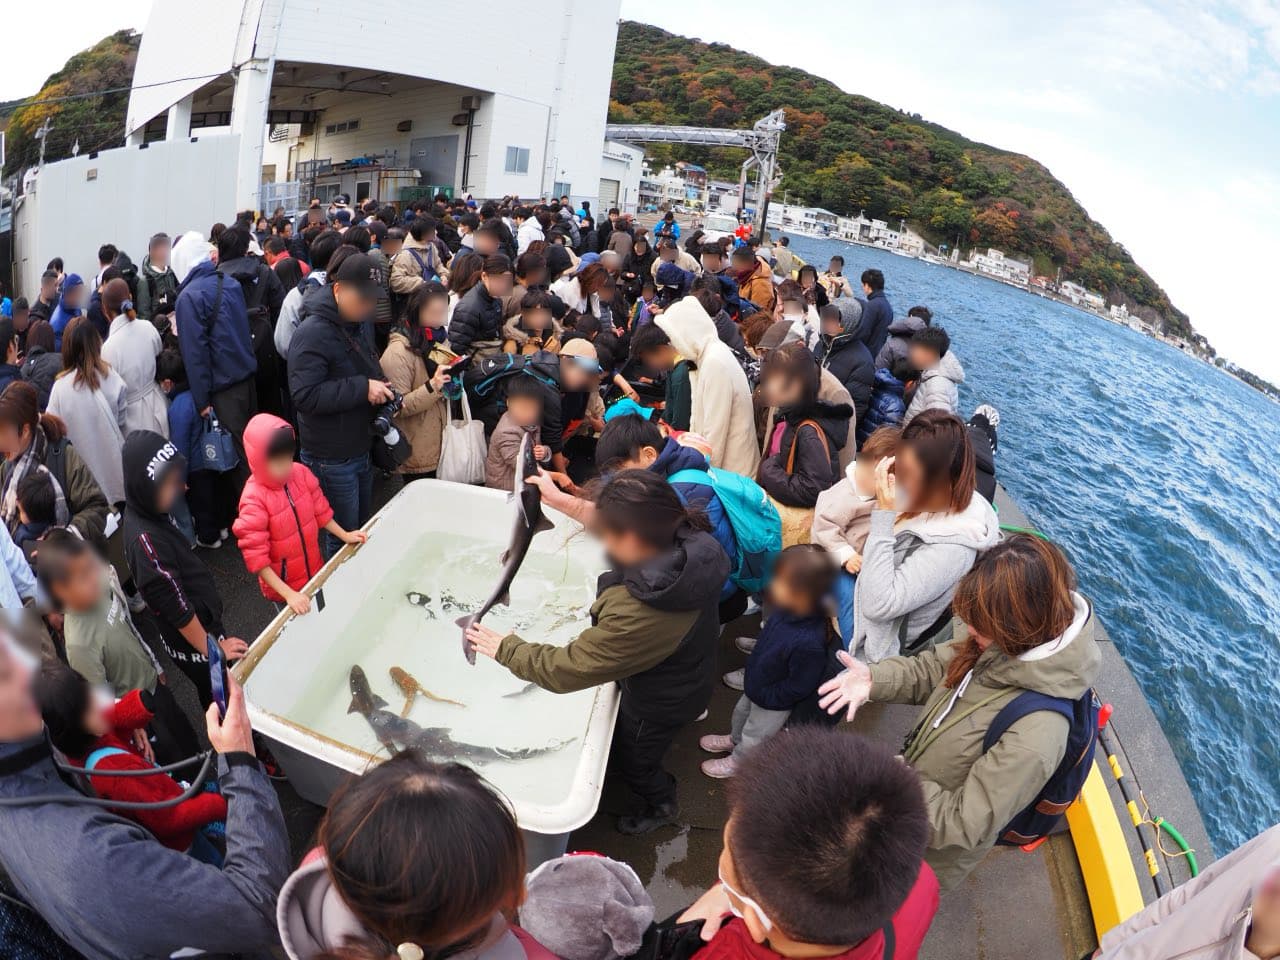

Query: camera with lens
left=371, top=389, right=405, bottom=438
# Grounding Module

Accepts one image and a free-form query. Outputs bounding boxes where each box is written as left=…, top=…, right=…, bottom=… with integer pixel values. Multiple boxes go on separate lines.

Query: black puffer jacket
left=758, top=399, right=853, bottom=508
left=287, top=286, right=382, bottom=460
left=448, top=282, right=505, bottom=354
left=813, top=298, right=875, bottom=424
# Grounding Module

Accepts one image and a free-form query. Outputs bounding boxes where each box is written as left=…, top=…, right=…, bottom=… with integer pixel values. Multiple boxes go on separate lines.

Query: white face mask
left=719, top=869, right=773, bottom=932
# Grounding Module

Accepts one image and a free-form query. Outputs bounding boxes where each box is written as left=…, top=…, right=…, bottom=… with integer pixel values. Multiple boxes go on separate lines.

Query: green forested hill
left=610, top=21, right=1198, bottom=343
left=2, top=31, right=139, bottom=177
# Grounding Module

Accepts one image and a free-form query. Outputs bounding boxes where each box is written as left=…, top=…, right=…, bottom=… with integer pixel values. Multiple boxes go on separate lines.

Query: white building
left=599, top=140, right=645, bottom=213
left=968, top=248, right=1031, bottom=286
left=1059, top=280, right=1107, bottom=311
left=14, top=0, right=620, bottom=294
left=766, top=203, right=838, bottom=237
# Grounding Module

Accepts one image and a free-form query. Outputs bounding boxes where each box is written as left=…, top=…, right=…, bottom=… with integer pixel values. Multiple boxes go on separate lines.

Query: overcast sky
left=6, top=0, right=1280, bottom=379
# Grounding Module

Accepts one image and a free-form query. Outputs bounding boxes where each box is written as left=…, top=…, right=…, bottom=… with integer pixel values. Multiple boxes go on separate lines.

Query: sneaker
left=617, top=802, right=678, bottom=835
left=126, top=592, right=148, bottom=615
left=219, top=528, right=231, bottom=540
left=743, top=597, right=762, bottom=617
left=195, top=536, right=223, bottom=550
left=701, top=756, right=738, bottom=779
left=735, top=635, right=758, bottom=655
left=973, top=403, right=1000, bottom=429
left=722, top=668, right=745, bottom=691
left=699, top=734, right=734, bottom=753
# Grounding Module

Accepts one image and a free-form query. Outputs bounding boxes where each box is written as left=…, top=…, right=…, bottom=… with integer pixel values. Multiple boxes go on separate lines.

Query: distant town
left=638, top=160, right=1231, bottom=371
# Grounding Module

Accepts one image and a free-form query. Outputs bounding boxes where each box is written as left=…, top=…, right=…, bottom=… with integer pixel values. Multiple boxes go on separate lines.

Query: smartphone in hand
left=207, top=634, right=229, bottom=718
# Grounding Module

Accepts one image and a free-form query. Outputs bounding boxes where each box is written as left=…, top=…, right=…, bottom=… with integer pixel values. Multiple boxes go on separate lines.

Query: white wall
left=13, top=136, right=240, bottom=296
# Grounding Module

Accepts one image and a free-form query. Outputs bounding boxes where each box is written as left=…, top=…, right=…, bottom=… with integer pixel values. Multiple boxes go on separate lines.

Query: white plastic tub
left=235, top=479, right=617, bottom=862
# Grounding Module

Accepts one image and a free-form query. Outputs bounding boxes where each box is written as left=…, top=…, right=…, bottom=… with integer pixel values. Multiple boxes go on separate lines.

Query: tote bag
left=197, top=412, right=239, bottom=473
left=437, top=390, right=487, bottom=484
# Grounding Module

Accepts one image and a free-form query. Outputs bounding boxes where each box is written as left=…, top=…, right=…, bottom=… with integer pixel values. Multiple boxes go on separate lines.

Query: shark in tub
left=347, top=666, right=571, bottom=763
left=456, top=431, right=554, bottom=664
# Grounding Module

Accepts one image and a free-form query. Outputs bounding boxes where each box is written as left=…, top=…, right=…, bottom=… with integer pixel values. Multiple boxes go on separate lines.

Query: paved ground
left=169, top=476, right=1208, bottom=960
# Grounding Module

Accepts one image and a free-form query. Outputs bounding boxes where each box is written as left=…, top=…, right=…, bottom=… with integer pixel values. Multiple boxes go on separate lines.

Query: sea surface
left=785, top=236, right=1280, bottom=852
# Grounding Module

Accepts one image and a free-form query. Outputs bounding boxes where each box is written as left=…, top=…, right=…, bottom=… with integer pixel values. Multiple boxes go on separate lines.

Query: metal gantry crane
left=604, top=109, right=786, bottom=239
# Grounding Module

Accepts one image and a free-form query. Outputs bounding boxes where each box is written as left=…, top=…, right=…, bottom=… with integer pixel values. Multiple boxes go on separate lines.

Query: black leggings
left=147, top=682, right=201, bottom=766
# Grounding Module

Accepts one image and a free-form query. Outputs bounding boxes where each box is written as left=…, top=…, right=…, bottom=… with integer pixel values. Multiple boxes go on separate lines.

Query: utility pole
left=34, top=117, right=53, bottom=168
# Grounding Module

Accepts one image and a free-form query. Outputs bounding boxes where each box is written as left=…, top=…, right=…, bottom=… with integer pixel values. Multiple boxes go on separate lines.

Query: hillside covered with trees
left=610, top=21, right=1199, bottom=344
left=1, top=30, right=139, bottom=176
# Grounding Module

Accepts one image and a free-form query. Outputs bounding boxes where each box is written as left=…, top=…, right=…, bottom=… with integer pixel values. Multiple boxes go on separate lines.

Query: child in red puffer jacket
left=233, top=414, right=368, bottom=615
left=35, top=661, right=227, bottom=856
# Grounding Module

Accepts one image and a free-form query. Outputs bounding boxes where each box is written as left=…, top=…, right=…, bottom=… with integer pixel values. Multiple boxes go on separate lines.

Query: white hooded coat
left=656, top=297, right=760, bottom=478
left=852, top=493, right=1000, bottom=662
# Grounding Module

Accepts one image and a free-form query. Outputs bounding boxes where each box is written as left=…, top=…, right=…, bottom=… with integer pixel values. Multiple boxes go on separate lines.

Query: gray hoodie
left=902, top=351, right=965, bottom=425
left=852, top=495, right=1000, bottom=662
left=875, top=313, right=927, bottom=373
left=0, top=738, right=290, bottom=959
left=278, top=855, right=545, bottom=960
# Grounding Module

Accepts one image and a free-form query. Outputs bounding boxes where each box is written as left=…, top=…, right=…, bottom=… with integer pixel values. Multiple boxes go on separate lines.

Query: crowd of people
left=0, top=193, right=1271, bottom=960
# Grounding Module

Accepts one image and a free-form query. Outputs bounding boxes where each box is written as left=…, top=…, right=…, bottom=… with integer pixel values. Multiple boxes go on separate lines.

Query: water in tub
left=246, top=531, right=601, bottom=808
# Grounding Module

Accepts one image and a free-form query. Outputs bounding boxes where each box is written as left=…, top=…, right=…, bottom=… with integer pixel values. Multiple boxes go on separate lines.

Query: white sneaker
left=699, top=734, right=734, bottom=753
left=723, top=668, right=745, bottom=691
left=735, top=636, right=758, bottom=655
left=743, top=598, right=762, bottom=617
left=195, top=536, right=223, bottom=550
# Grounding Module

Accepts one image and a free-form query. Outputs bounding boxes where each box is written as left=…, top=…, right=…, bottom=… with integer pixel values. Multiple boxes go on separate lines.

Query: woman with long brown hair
left=0, top=380, right=109, bottom=545
left=47, top=316, right=128, bottom=506
left=846, top=408, right=999, bottom=662
left=277, top=752, right=555, bottom=960
left=817, top=533, right=1102, bottom=892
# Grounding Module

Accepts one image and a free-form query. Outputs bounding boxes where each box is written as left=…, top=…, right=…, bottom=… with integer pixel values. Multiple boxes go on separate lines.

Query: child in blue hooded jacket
left=700, top=544, right=837, bottom=778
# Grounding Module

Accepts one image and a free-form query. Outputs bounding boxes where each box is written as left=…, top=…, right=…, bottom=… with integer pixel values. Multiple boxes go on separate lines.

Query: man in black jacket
left=448, top=254, right=513, bottom=356
left=858, top=267, right=895, bottom=359
left=287, top=253, right=393, bottom=558
left=217, top=226, right=286, bottom=417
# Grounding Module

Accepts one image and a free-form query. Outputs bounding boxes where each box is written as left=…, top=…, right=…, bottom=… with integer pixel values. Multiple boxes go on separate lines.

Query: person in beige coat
left=819, top=534, right=1102, bottom=892
left=1097, top=824, right=1280, bottom=959
left=379, top=284, right=456, bottom=482
left=656, top=297, right=759, bottom=478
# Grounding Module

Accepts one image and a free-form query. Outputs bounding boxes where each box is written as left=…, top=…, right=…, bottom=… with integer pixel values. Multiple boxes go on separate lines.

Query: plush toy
left=520, top=854, right=655, bottom=960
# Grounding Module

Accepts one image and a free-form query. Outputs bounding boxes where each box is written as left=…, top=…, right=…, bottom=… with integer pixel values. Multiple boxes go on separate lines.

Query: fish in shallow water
left=347, top=666, right=571, bottom=762
left=390, top=666, right=465, bottom=714
left=456, top=431, right=553, bottom=664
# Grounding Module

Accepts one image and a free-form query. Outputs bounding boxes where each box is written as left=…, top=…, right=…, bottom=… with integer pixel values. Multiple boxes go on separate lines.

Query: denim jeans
left=301, top=451, right=372, bottom=559
left=834, top=570, right=857, bottom=648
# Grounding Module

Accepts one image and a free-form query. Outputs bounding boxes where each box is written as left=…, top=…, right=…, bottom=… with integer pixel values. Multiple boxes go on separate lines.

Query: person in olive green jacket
left=818, top=534, right=1102, bottom=891
left=0, top=381, right=111, bottom=549
left=466, top=470, right=729, bottom=837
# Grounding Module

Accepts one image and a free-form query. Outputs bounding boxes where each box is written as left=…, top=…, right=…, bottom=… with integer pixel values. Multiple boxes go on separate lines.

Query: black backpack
left=223, top=264, right=277, bottom=367
left=983, top=689, right=1101, bottom=845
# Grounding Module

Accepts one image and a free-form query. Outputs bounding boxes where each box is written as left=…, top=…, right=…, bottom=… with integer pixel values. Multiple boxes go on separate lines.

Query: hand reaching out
left=817, top=651, right=874, bottom=721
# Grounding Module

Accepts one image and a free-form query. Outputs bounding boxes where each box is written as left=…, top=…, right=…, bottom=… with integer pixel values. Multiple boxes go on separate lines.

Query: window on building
left=314, top=183, right=341, bottom=203
left=505, top=146, right=530, bottom=174
left=323, top=119, right=361, bottom=136
left=553, top=181, right=572, bottom=199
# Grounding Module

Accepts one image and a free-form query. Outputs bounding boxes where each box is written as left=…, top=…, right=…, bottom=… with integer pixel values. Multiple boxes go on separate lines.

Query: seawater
left=276, top=533, right=601, bottom=808
left=787, top=236, right=1280, bottom=850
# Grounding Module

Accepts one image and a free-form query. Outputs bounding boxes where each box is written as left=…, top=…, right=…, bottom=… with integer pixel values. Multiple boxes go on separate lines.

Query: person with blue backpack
left=593, top=413, right=781, bottom=622
left=816, top=533, right=1103, bottom=892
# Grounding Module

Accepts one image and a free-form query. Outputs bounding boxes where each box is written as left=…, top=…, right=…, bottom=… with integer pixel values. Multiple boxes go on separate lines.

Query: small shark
left=347, top=666, right=571, bottom=763
left=390, top=665, right=465, bottom=715
left=502, top=681, right=539, bottom=700
left=456, top=431, right=553, bottom=664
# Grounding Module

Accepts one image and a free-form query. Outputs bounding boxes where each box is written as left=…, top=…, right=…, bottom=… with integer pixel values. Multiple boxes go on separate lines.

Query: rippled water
left=787, top=237, right=1280, bottom=850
